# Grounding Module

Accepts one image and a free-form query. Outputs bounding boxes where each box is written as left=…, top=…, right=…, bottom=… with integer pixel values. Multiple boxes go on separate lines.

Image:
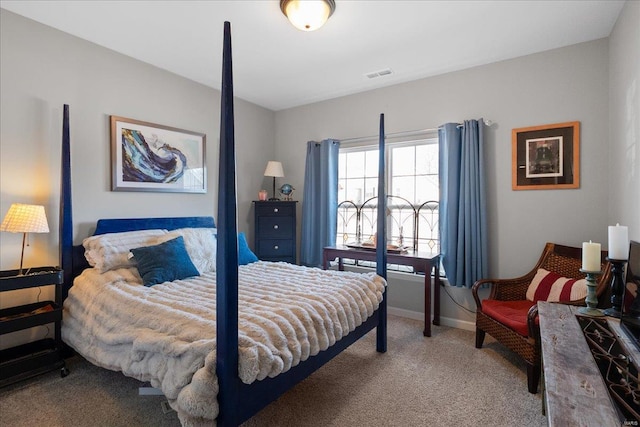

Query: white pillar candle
left=582, top=241, right=601, bottom=271
left=608, top=223, right=629, bottom=260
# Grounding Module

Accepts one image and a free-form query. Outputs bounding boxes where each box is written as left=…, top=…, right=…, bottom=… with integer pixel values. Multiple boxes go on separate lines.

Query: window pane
left=364, top=150, right=379, bottom=178
left=392, top=146, right=415, bottom=176
left=337, top=137, right=440, bottom=270
left=415, top=175, right=439, bottom=203
left=364, top=178, right=377, bottom=201
left=337, top=204, right=358, bottom=245
left=345, top=177, right=365, bottom=203
left=346, top=151, right=365, bottom=177
left=416, top=144, right=438, bottom=175
left=338, top=178, right=346, bottom=202
left=390, top=176, right=415, bottom=201
left=339, top=152, right=347, bottom=177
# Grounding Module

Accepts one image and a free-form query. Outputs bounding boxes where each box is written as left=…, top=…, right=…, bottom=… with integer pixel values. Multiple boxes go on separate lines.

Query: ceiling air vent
left=365, top=68, right=393, bottom=79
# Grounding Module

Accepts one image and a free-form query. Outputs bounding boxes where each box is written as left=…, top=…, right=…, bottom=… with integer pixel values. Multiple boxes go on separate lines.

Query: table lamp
left=264, top=161, right=284, bottom=200
left=0, top=203, right=50, bottom=275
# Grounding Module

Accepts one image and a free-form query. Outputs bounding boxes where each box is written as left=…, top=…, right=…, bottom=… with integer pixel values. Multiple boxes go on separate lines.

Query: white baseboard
left=387, top=306, right=476, bottom=332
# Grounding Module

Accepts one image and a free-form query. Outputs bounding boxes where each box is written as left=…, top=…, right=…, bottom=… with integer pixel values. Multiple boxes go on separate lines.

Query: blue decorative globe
left=279, top=183, right=295, bottom=200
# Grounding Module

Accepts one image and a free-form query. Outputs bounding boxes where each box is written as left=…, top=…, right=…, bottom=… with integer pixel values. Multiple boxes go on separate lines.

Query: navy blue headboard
left=68, top=216, right=216, bottom=296
left=93, top=216, right=215, bottom=235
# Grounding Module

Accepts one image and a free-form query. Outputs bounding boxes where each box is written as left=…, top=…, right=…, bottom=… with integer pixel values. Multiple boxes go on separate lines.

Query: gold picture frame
left=512, top=121, right=580, bottom=190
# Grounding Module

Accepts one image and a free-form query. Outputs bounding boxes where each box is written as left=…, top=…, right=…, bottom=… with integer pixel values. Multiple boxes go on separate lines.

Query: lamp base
left=268, top=198, right=280, bottom=201
left=578, top=269, right=603, bottom=317
left=578, top=307, right=604, bottom=317
left=605, top=258, right=627, bottom=319
left=603, top=307, right=621, bottom=318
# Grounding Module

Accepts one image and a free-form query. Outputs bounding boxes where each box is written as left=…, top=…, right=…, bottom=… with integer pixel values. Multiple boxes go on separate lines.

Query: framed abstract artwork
left=110, top=116, right=206, bottom=193
left=512, top=121, right=580, bottom=190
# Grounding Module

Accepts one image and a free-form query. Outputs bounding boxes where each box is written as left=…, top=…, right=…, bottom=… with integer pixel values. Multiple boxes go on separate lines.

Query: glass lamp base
left=603, top=307, right=621, bottom=318
left=578, top=307, right=604, bottom=317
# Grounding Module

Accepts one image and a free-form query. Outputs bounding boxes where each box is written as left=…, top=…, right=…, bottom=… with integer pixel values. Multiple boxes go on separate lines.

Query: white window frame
left=337, top=133, right=440, bottom=271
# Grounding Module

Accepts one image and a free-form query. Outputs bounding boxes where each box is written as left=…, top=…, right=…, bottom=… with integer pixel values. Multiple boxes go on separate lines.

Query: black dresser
left=253, top=201, right=297, bottom=264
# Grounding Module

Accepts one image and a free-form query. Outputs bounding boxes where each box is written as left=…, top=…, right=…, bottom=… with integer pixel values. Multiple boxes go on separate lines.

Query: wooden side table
left=323, top=245, right=440, bottom=337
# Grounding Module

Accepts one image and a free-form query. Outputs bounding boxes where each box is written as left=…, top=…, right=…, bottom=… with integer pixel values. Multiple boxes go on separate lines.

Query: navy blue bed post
left=60, top=104, right=73, bottom=300
left=216, top=21, right=240, bottom=427
left=376, top=113, right=387, bottom=353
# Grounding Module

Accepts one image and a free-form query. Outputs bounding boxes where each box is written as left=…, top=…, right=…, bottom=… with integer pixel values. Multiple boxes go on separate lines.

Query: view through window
left=337, top=136, right=440, bottom=259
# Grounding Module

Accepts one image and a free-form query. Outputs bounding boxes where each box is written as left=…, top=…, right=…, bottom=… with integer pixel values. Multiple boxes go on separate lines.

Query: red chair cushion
left=482, top=299, right=536, bottom=337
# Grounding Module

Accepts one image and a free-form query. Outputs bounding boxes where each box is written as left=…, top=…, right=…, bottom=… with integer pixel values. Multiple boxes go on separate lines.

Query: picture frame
left=512, top=121, right=580, bottom=190
left=110, top=116, right=206, bottom=193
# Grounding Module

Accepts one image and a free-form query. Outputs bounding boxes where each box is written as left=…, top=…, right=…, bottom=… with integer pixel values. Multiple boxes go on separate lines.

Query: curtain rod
left=339, top=119, right=493, bottom=144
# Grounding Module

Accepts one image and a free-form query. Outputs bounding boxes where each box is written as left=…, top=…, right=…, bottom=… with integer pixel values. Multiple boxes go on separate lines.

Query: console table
left=538, top=302, right=639, bottom=426
left=322, top=245, right=440, bottom=337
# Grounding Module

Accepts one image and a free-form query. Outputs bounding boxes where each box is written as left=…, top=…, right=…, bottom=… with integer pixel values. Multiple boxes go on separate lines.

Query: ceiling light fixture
left=280, top=0, right=336, bottom=32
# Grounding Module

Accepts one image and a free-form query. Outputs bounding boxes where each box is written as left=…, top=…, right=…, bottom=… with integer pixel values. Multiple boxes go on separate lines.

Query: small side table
left=323, top=246, right=440, bottom=337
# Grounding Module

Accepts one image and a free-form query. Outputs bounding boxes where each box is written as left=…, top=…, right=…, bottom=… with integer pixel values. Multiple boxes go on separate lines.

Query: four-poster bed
left=59, top=22, right=388, bottom=426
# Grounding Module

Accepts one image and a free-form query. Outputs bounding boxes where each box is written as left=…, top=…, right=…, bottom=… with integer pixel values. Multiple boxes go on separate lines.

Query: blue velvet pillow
left=238, top=232, right=258, bottom=265
left=130, top=236, right=200, bottom=287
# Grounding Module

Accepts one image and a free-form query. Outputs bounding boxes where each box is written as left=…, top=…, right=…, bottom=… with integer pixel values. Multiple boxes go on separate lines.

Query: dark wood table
left=322, top=245, right=440, bottom=337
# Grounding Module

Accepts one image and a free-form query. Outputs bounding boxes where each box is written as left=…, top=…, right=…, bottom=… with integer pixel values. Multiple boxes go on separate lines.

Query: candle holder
left=578, top=269, right=604, bottom=317
left=603, top=258, right=627, bottom=318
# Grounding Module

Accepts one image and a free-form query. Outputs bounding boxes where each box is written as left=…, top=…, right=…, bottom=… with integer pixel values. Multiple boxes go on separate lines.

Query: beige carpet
left=0, top=315, right=546, bottom=427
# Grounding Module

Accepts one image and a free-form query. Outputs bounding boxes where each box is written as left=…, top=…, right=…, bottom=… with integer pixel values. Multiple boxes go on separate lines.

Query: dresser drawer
left=258, top=239, right=294, bottom=258
left=257, top=217, right=294, bottom=238
left=255, top=203, right=295, bottom=217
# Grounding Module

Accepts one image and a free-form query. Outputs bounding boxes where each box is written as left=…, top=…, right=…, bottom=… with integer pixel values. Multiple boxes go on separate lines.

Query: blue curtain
left=439, top=120, right=488, bottom=288
left=300, top=139, right=340, bottom=267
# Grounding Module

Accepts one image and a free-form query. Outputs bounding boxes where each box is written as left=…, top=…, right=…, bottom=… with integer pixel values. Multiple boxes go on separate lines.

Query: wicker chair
left=471, top=242, right=612, bottom=394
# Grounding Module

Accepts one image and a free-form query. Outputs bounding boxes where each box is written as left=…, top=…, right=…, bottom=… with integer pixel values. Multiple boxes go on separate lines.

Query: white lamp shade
left=281, top=0, right=334, bottom=32
left=0, top=203, right=50, bottom=233
left=264, top=161, right=284, bottom=178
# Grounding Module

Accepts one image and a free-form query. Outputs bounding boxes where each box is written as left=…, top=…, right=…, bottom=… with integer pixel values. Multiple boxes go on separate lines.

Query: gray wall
left=0, top=9, right=275, bottom=270
left=275, top=39, right=612, bottom=326
left=608, top=0, right=640, bottom=240
left=0, top=4, right=636, bottom=333
left=0, top=10, right=274, bottom=348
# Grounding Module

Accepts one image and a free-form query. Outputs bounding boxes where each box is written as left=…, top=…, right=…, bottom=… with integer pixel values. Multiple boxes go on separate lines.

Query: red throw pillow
left=526, top=268, right=587, bottom=303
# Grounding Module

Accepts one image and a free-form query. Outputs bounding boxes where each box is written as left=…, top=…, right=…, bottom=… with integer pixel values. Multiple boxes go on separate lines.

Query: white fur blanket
left=62, top=261, right=385, bottom=426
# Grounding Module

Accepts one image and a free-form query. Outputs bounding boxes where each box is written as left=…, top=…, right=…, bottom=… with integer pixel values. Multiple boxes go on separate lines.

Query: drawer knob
left=273, top=225, right=279, bottom=229
left=274, top=245, right=279, bottom=250
left=274, top=208, right=279, bottom=213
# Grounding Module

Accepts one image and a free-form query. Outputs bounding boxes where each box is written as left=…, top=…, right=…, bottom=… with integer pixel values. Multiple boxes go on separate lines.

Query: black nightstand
left=253, top=201, right=297, bottom=264
left=0, top=267, right=69, bottom=387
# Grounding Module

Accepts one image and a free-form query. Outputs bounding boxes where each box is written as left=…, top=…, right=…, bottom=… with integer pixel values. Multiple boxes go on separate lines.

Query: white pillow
left=155, top=228, right=217, bottom=273
left=526, top=268, right=587, bottom=302
left=83, top=229, right=167, bottom=273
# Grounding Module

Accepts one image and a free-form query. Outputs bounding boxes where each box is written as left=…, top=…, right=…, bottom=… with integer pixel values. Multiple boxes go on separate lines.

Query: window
left=337, top=136, right=440, bottom=257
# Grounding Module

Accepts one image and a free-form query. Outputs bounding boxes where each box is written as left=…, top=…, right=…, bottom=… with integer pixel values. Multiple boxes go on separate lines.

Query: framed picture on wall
left=110, top=116, right=206, bottom=193
left=512, top=121, right=580, bottom=190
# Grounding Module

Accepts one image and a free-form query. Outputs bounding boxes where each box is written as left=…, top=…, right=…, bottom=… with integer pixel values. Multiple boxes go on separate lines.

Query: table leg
left=338, top=257, right=344, bottom=271
left=423, top=261, right=431, bottom=337
left=433, top=262, right=440, bottom=326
